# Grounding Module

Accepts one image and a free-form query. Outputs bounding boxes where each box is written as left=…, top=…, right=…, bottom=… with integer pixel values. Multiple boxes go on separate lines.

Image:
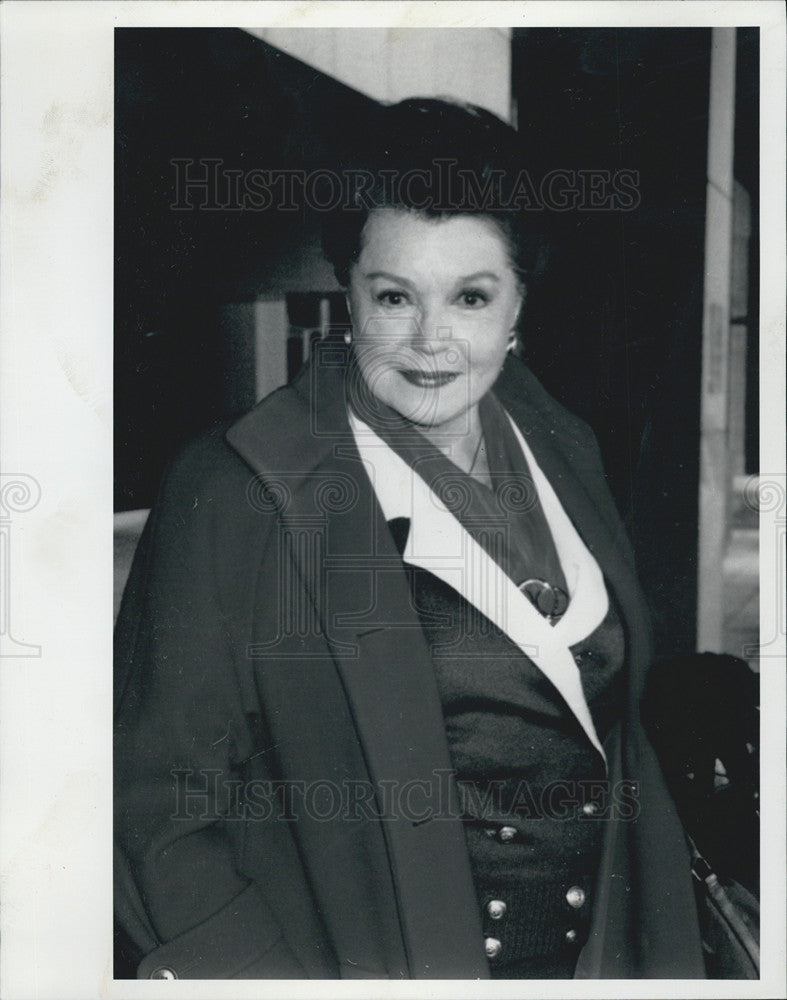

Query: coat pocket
left=136, top=883, right=304, bottom=979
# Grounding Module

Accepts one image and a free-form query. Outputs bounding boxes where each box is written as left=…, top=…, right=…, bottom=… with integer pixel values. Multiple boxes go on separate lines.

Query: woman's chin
left=393, top=399, right=475, bottom=438
left=362, top=369, right=481, bottom=435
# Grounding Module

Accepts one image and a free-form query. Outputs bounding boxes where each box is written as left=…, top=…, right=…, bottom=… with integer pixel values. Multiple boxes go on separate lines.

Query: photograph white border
left=1, top=3, right=784, bottom=998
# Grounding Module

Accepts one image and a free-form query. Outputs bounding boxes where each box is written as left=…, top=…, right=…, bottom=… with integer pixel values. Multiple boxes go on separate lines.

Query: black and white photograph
left=1, top=3, right=785, bottom=997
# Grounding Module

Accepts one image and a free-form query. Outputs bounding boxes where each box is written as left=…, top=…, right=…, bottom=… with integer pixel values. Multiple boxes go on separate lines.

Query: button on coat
left=149, top=968, right=177, bottom=979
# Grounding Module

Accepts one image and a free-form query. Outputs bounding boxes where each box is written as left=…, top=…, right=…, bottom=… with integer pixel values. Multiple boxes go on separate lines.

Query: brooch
left=517, top=578, right=569, bottom=622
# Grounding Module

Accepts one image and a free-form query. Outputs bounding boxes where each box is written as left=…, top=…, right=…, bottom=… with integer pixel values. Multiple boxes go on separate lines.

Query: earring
left=343, top=329, right=352, bottom=346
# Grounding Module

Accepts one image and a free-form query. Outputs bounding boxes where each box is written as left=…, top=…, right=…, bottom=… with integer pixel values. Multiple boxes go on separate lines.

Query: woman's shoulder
left=163, top=382, right=310, bottom=501
left=497, top=357, right=599, bottom=451
left=159, top=419, right=249, bottom=505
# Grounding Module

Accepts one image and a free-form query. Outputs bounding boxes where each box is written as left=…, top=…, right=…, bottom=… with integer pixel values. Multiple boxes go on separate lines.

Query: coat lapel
left=494, top=358, right=649, bottom=646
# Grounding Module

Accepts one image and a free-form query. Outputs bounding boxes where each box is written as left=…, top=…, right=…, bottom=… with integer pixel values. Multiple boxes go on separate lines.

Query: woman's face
left=347, top=209, right=523, bottom=438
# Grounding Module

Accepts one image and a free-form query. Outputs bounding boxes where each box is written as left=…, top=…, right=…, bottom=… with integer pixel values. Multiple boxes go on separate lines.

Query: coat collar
left=493, top=357, right=646, bottom=609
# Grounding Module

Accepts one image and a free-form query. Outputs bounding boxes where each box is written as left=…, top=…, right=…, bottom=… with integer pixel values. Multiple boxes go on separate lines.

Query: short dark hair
left=321, top=98, right=548, bottom=289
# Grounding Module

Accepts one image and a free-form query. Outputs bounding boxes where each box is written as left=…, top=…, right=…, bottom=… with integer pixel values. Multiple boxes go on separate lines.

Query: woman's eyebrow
left=364, top=271, right=415, bottom=287
left=458, top=271, right=501, bottom=283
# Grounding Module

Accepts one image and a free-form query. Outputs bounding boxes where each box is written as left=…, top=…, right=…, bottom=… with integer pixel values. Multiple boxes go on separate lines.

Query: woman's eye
left=459, top=290, right=489, bottom=308
left=376, top=290, right=409, bottom=307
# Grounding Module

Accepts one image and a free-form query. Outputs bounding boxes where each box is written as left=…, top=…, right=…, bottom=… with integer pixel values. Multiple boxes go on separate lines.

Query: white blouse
left=348, top=406, right=610, bottom=764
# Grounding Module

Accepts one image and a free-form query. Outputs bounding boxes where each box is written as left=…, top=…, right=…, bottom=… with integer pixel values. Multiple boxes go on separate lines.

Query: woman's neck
left=417, top=406, right=491, bottom=484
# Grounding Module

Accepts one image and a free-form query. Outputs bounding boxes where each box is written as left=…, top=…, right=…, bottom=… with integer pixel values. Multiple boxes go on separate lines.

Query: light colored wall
left=246, top=27, right=512, bottom=121
left=697, top=27, right=737, bottom=653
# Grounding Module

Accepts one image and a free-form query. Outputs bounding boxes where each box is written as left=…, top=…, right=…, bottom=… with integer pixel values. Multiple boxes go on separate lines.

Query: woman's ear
left=513, top=288, right=526, bottom=327
left=344, top=293, right=354, bottom=346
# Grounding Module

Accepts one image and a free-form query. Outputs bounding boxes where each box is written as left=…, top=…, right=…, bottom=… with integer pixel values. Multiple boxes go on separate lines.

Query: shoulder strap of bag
left=687, top=833, right=760, bottom=978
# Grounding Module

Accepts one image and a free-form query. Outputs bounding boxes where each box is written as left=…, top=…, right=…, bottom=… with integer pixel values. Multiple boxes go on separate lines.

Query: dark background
left=114, top=27, right=759, bottom=657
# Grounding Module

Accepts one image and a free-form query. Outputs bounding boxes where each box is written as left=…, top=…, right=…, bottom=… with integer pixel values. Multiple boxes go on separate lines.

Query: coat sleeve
left=114, top=434, right=306, bottom=979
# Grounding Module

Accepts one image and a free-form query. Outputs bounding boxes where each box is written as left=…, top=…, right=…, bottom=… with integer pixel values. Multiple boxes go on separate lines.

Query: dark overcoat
left=114, top=349, right=705, bottom=979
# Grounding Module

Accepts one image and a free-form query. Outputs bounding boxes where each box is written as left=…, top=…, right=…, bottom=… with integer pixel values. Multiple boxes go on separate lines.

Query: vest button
left=484, top=937, right=502, bottom=959
left=565, top=929, right=578, bottom=944
left=582, top=801, right=599, bottom=816
left=566, top=885, right=586, bottom=908
left=487, top=899, right=507, bottom=920
left=498, top=825, right=517, bottom=843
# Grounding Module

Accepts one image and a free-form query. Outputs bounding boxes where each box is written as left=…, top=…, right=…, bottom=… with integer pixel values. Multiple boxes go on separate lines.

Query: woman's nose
left=412, top=304, right=452, bottom=350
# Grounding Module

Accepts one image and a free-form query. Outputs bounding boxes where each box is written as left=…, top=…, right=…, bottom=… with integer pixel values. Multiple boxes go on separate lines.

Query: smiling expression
left=347, top=209, right=523, bottom=440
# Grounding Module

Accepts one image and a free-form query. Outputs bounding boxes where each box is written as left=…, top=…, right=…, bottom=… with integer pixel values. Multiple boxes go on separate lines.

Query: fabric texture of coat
left=114, top=348, right=706, bottom=979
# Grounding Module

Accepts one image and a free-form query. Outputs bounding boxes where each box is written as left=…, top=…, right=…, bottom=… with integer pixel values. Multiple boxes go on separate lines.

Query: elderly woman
left=114, top=99, right=705, bottom=979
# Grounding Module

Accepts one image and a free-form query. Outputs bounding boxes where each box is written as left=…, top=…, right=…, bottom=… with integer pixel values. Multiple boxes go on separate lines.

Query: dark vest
left=392, top=525, right=625, bottom=978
